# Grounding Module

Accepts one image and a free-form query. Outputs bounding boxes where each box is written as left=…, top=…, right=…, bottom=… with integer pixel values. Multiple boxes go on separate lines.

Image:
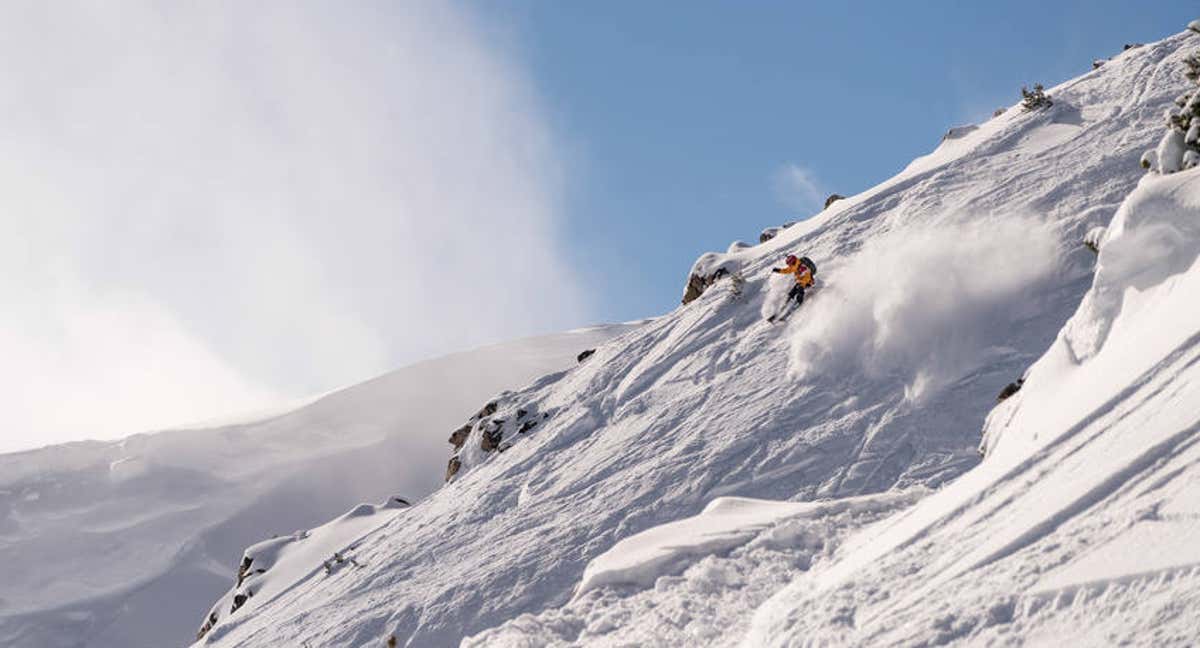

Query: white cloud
left=772, top=163, right=826, bottom=215
left=0, top=1, right=588, bottom=452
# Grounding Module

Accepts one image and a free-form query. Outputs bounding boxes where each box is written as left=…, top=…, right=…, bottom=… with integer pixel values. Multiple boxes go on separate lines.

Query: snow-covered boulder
left=444, top=388, right=558, bottom=481
left=681, top=251, right=744, bottom=304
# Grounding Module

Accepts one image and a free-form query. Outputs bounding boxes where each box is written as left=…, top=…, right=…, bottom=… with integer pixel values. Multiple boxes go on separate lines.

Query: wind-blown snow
left=788, top=216, right=1058, bottom=402
left=185, top=30, right=1200, bottom=648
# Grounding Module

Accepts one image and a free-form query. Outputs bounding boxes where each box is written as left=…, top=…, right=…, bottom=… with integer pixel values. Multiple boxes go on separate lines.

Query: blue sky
left=474, top=1, right=1196, bottom=321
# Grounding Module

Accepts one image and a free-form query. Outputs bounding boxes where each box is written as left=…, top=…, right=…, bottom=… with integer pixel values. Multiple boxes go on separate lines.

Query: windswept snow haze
left=0, top=0, right=587, bottom=452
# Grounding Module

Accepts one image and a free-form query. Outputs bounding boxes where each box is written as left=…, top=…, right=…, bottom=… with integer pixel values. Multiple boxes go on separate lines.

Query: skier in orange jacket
left=772, top=254, right=815, bottom=311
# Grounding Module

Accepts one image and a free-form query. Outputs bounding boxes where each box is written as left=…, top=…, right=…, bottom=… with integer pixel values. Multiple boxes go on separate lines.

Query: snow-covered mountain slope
left=191, top=31, right=1199, bottom=648
left=743, top=145, right=1200, bottom=648
left=0, top=325, right=631, bottom=648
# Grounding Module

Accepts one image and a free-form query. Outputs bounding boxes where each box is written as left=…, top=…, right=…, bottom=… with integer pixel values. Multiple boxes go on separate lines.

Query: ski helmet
left=785, top=254, right=798, bottom=265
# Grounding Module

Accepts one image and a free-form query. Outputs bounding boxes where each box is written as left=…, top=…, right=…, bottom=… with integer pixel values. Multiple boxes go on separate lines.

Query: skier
left=769, top=254, right=816, bottom=321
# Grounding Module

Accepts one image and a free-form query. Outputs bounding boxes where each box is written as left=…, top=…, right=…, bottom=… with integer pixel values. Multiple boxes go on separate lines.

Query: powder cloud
left=787, top=217, right=1059, bottom=402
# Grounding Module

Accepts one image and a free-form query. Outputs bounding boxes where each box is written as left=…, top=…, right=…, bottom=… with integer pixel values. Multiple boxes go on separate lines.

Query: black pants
left=787, top=283, right=805, bottom=307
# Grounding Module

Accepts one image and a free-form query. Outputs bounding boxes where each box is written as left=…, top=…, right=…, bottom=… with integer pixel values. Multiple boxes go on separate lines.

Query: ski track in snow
left=174, top=31, right=1200, bottom=648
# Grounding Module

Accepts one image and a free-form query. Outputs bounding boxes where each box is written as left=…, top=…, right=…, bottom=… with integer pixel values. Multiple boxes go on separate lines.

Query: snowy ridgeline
left=0, top=326, right=632, bottom=648
left=183, top=30, right=1200, bottom=648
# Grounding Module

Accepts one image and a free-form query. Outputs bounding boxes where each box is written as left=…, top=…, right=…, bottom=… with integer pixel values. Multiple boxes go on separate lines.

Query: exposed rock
left=1093, top=59, right=1106, bottom=70
left=759, top=226, right=781, bottom=243
left=230, top=589, right=252, bottom=614
left=1083, top=226, right=1107, bottom=254
left=235, top=556, right=254, bottom=587
left=681, top=252, right=745, bottom=305
left=481, top=423, right=504, bottom=452
left=824, top=194, right=845, bottom=209
left=996, top=378, right=1025, bottom=402
left=445, top=395, right=556, bottom=480
left=448, top=424, right=471, bottom=449
left=727, top=240, right=751, bottom=253
left=682, top=272, right=707, bottom=304
left=576, top=349, right=596, bottom=363
left=993, top=107, right=1007, bottom=117
left=197, top=611, right=218, bottom=641
left=1124, top=42, right=1143, bottom=51
left=1020, top=84, right=1052, bottom=111
left=390, top=496, right=411, bottom=507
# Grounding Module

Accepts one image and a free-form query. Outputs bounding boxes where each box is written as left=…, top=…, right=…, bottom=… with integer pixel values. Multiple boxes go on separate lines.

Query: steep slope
left=0, top=325, right=631, bottom=648
left=193, top=32, right=1193, bottom=648
left=745, top=141, right=1200, bottom=648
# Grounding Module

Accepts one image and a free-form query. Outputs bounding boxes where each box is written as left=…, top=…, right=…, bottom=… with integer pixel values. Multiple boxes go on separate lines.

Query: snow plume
left=761, top=269, right=798, bottom=320
left=787, top=217, right=1058, bottom=402
left=0, top=1, right=586, bottom=451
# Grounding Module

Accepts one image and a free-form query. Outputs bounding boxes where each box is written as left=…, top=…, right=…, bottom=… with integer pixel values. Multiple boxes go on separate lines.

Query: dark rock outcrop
left=235, top=556, right=254, bottom=587
left=448, top=424, right=471, bottom=449
left=1083, top=226, right=1106, bottom=254
left=997, top=378, right=1025, bottom=402
left=197, top=612, right=218, bottom=641
left=445, top=456, right=462, bottom=481
left=444, top=393, right=555, bottom=481
left=480, top=421, right=504, bottom=452
left=824, top=193, right=845, bottom=209
left=682, top=272, right=707, bottom=304
left=576, top=349, right=595, bottom=363
left=231, top=590, right=251, bottom=614
left=681, top=253, right=745, bottom=305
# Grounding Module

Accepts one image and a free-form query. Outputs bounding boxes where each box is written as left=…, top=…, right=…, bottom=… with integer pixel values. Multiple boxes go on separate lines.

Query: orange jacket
left=773, top=258, right=814, bottom=287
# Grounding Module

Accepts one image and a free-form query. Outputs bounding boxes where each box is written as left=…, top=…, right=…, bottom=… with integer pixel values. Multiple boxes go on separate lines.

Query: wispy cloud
left=772, top=163, right=826, bottom=215
left=0, top=1, right=588, bottom=452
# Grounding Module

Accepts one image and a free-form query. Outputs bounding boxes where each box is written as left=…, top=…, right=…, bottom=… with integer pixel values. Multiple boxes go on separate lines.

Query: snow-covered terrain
left=187, top=29, right=1200, bottom=648
left=0, top=325, right=632, bottom=648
